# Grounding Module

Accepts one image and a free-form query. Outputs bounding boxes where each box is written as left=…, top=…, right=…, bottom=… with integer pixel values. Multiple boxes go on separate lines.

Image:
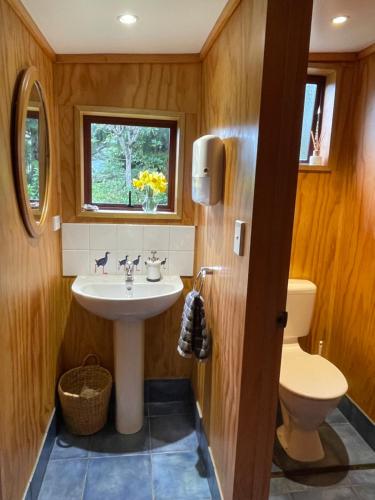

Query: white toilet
left=277, top=279, right=348, bottom=462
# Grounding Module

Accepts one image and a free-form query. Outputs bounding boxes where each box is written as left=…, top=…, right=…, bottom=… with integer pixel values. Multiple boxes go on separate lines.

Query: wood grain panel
left=0, top=1, right=62, bottom=498
left=56, top=53, right=200, bottom=64
left=291, top=56, right=375, bottom=420
left=290, top=62, right=358, bottom=353
left=61, top=278, right=193, bottom=380
left=325, top=54, right=375, bottom=419
left=193, top=0, right=312, bottom=498
left=5, top=0, right=55, bottom=60
left=55, top=61, right=200, bottom=225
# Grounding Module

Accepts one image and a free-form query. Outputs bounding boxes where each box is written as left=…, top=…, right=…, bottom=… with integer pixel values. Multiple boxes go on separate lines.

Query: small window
left=299, top=76, right=326, bottom=163
left=82, top=114, right=178, bottom=212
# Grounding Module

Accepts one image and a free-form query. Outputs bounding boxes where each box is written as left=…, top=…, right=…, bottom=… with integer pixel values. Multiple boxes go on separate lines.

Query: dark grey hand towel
left=177, top=290, right=210, bottom=360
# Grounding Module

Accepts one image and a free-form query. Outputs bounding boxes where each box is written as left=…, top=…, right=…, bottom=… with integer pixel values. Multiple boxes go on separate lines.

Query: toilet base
left=277, top=424, right=325, bottom=462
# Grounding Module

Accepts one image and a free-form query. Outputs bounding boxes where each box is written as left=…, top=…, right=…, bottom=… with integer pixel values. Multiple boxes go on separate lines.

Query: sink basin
left=72, top=275, right=183, bottom=320
left=72, top=274, right=184, bottom=434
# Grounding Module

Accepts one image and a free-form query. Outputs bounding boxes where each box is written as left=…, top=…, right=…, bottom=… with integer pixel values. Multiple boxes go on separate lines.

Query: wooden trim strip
left=358, top=42, right=375, bottom=60
left=55, top=53, right=201, bottom=64
left=308, top=52, right=357, bottom=63
left=5, top=0, right=55, bottom=60
left=199, top=0, right=241, bottom=60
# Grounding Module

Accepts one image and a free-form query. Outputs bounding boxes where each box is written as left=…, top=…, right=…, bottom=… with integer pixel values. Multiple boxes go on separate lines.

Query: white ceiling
left=310, top=0, right=375, bottom=52
left=21, top=0, right=228, bottom=54
left=21, top=0, right=375, bottom=54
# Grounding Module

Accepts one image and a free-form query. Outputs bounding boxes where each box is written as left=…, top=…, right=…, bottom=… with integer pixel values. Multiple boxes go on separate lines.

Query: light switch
left=52, top=215, right=61, bottom=232
left=233, top=220, right=245, bottom=256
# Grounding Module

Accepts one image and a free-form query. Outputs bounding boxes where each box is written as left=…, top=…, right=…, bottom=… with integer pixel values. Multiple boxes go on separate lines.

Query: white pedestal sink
left=72, top=275, right=183, bottom=434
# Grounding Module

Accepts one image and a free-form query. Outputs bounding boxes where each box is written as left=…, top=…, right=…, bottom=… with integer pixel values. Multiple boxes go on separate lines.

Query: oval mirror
left=13, top=67, right=51, bottom=238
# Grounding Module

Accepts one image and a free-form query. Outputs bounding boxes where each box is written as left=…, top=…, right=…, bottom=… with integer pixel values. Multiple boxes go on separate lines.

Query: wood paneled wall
left=0, top=1, right=62, bottom=499
left=193, top=0, right=312, bottom=498
left=55, top=61, right=200, bottom=225
left=290, top=62, right=358, bottom=354
left=291, top=56, right=375, bottom=420
left=55, top=61, right=200, bottom=379
left=327, top=52, right=375, bottom=418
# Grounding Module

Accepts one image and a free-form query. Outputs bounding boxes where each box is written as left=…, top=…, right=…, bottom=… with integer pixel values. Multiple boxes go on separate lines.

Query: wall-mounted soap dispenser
left=192, top=135, right=224, bottom=206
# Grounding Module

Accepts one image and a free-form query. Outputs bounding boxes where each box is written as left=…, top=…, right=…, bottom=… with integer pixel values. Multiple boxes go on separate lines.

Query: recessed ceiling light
left=332, top=15, right=349, bottom=25
left=118, top=14, right=138, bottom=25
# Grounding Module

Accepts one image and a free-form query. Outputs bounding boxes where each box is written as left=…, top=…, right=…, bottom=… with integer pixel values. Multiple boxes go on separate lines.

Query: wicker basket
left=58, top=354, right=112, bottom=435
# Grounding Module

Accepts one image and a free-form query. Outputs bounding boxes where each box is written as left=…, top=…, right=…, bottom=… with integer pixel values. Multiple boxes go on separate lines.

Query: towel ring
left=193, top=267, right=215, bottom=294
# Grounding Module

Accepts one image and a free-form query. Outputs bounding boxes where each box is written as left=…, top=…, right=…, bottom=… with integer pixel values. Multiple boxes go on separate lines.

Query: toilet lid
left=280, top=350, right=348, bottom=400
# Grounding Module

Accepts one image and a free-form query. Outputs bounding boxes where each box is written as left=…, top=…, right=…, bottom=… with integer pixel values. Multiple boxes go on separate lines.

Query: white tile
left=117, top=225, right=144, bottom=250
left=90, top=224, right=117, bottom=250
left=169, top=251, right=194, bottom=276
left=62, top=223, right=89, bottom=250
left=141, top=250, right=169, bottom=275
left=62, top=250, right=89, bottom=276
left=143, top=225, right=170, bottom=251
left=89, top=250, right=116, bottom=275
left=115, top=251, right=143, bottom=275
left=169, top=226, right=195, bottom=251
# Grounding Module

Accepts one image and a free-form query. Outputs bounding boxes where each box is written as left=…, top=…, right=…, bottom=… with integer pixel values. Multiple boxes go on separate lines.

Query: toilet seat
left=280, top=347, right=348, bottom=400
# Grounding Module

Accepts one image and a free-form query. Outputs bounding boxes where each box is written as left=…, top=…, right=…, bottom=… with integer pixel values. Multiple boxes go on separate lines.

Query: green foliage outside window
left=25, top=116, right=40, bottom=204
left=91, top=123, right=170, bottom=206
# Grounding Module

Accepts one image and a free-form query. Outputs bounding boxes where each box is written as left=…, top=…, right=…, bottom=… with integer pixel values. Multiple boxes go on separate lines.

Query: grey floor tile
left=50, top=427, right=91, bottom=460
left=291, top=487, right=357, bottom=499
left=269, top=477, right=308, bottom=495
left=83, top=455, right=152, bottom=500
left=148, top=401, right=194, bottom=417
left=269, top=496, right=293, bottom=500
left=148, top=379, right=192, bottom=403
left=270, top=472, right=352, bottom=496
left=325, top=409, right=349, bottom=425
left=330, top=424, right=375, bottom=464
left=150, top=414, right=198, bottom=453
left=349, top=468, right=375, bottom=486
left=38, top=459, right=87, bottom=500
left=152, top=451, right=211, bottom=499
left=352, top=484, right=375, bottom=500
left=89, top=418, right=149, bottom=457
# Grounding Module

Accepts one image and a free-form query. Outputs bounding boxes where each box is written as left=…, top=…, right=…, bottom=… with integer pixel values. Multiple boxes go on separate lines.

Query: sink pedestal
left=114, top=319, right=144, bottom=434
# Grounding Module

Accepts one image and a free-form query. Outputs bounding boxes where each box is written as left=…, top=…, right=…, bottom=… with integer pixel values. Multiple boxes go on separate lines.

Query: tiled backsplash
left=62, top=224, right=195, bottom=277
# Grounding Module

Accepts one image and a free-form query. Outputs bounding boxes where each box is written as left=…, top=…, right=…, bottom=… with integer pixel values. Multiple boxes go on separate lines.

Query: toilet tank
left=284, top=279, right=317, bottom=341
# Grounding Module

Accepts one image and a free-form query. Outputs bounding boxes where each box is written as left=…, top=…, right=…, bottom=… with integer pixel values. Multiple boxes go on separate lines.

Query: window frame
left=300, top=75, right=326, bottom=164
left=75, top=106, right=185, bottom=220
left=82, top=115, right=177, bottom=212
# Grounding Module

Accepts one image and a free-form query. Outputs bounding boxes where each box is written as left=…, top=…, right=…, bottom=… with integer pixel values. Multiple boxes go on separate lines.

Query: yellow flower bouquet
left=133, top=170, right=168, bottom=213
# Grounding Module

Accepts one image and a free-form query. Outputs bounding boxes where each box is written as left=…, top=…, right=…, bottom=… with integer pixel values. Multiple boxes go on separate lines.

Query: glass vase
left=142, top=189, right=158, bottom=213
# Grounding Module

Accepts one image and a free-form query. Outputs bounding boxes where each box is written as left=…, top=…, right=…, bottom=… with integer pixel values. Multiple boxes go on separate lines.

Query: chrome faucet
left=125, top=261, right=135, bottom=284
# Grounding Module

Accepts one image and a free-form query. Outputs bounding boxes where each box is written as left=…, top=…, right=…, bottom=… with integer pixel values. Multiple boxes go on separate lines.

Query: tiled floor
left=270, top=409, right=375, bottom=499
left=38, top=401, right=212, bottom=500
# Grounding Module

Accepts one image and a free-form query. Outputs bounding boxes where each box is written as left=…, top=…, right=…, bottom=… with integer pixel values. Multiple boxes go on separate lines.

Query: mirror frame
left=12, top=66, right=51, bottom=238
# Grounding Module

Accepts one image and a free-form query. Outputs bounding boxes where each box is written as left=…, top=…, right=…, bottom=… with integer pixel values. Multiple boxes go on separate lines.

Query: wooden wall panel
left=290, top=62, right=358, bottom=353
left=55, top=61, right=200, bottom=380
left=290, top=56, right=375, bottom=420
left=55, top=61, right=200, bottom=225
left=193, top=0, right=312, bottom=498
left=0, top=1, right=62, bottom=499
left=325, top=54, right=375, bottom=419
left=193, top=1, right=267, bottom=494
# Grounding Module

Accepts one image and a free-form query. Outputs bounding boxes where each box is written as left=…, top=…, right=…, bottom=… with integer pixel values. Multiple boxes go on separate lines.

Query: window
left=299, top=75, right=326, bottom=163
left=81, top=113, right=179, bottom=212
